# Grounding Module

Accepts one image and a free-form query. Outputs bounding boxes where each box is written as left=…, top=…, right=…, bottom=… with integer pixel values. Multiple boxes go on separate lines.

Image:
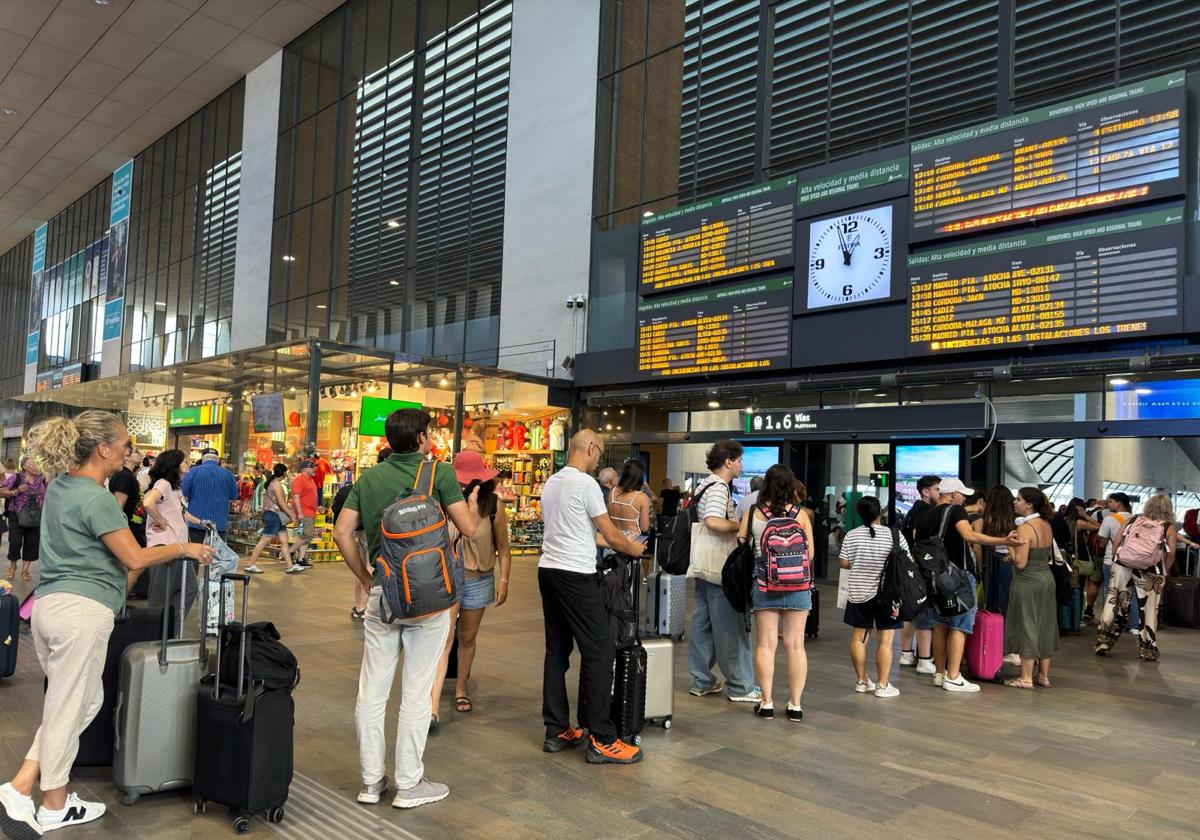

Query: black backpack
left=219, top=621, right=300, bottom=694
left=912, top=506, right=975, bottom=618
left=876, top=526, right=928, bottom=622
left=721, top=539, right=756, bottom=632
left=597, top=552, right=638, bottom=649
left=657, top=482, right=716, bottom=575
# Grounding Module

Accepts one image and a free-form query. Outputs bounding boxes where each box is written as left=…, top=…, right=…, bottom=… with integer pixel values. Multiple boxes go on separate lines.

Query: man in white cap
left=910, top=476, right=1022, bottom=693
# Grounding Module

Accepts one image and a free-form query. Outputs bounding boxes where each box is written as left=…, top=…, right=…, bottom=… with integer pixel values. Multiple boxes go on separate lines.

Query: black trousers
left=7, top=516, right=39, bottom=562
left=538, top=566, right=616, bottom=743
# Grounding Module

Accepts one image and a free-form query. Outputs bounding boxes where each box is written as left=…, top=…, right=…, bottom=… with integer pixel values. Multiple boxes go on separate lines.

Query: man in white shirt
left=539, top=430, right=646, bottom=765
left=687, top=440, right=759, bottom=703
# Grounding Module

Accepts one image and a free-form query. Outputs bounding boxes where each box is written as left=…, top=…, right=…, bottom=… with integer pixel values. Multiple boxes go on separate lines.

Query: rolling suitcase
left=1058, top=587, right=1083, bottom=635
left=805, top=587, right=820, bottom=639
left=642, top=636, right=674, bottom=730
left=113, top=563, right=208, bottom=804
left=0, top=591, right=17, bottom=679
left=965, top=609, right=1004, bottom=682
left=193, top=574, right=293, bottom=834
left=69, top=601, right=175, bottom=767
left=642, top=571, right=686, bottom=638
left=1163, top=546, right=1200, bottom=628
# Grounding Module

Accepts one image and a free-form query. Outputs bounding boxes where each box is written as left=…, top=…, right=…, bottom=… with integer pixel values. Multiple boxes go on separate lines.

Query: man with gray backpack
left=333, top=409, right=480, bottom=811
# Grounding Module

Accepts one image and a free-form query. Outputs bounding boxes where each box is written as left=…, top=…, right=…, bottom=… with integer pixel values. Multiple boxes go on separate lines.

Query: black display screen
left=907, top=205, right=1183, bottom=355
left=637, top=275, right=793, bottom=377
left=910, top=72, right=1185, bottom=242
left=639, top=177, right=796, bottom=296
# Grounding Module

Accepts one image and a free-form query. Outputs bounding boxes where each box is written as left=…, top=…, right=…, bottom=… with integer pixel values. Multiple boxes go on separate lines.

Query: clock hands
left=837, top=227, right=851, bottom=266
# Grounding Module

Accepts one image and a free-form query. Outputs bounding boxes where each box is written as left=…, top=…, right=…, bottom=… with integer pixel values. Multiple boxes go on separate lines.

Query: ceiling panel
left=0, top=0, right=334, bottom=254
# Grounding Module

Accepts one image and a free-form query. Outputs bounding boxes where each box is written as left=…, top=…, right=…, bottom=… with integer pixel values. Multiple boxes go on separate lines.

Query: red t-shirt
left=292, top=473, right=319, bottom=517
left=314, top=457, right=331, bottom=490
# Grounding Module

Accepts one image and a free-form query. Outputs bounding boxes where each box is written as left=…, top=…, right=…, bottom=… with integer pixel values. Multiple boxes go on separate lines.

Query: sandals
left=1035, top=676, right=1052, bottom=688
left=20, top=571, right=30, bottom=582
left=1004, top=678, right=1035, bottom=689
left=350, top=607, right=366, bottom=622
left=455, top=696, right=473, bottom=714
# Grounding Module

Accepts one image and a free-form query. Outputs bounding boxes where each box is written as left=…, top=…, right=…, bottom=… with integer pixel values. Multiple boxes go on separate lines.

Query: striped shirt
left=839, top=524, right=910, bottom=604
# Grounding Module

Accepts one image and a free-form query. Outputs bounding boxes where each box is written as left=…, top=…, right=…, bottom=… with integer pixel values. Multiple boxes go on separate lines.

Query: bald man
left=539, top=430, right=645, bottom=765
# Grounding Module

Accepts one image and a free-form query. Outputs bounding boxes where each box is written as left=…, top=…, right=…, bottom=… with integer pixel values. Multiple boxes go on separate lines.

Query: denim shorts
left=262, top=511, right=284, bottom=536
left=751, top=586, right=812, bottom=612
left=460, top=572, right=496, bottom=610
left=913, top=572, right=977, bottom=634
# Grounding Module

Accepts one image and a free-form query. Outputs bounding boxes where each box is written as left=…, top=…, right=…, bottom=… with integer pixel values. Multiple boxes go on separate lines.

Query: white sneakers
left=942, top=675, right=981, bottom=693
left=874, top=683, right=900, bottom=698
left=915, top=658, right=937, bottom=675
left=854, top=678, right=877, bottom=693
left=727, top=688, right=763, bottom=704
left=933, top=673, right=945, bottom=687
left=38, top=792, right=106, bottom=833
left=898, top=650, right=917, bottom=667
left=0, top=783, right=41, bottom=840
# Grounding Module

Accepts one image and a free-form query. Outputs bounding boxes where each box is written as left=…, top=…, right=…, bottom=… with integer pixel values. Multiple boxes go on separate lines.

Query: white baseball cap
left=939, top=477, right=973, bottom=495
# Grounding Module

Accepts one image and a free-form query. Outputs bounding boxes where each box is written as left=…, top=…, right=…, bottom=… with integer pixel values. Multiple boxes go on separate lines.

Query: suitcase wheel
left=121, top=791, right=140, bottom=807
left=234, top=816, right=251, bottom=835
left=268, top=806, right=285, bottom=824
left=193, top=798, right=206, bottom=816
left=663, top=716, right=672, bottom=730
left=633, top=733, right=642, bottom=746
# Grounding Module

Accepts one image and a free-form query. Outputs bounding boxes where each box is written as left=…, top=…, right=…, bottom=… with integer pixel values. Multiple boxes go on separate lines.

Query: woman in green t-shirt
left=0, top=411, right=214, bottom=837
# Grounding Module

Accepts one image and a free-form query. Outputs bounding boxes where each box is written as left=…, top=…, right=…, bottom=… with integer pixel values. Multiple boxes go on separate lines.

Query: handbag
left=17, top=496, right=41, bottom=529
left=1048, top=533, right=1074, bottom=607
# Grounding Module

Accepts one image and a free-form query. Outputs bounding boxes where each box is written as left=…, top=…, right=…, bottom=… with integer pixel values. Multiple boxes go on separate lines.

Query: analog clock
left=805, top=204, right=893, bottom=309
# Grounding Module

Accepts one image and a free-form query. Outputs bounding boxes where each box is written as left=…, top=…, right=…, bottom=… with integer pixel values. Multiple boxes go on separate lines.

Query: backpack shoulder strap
left=689, top=481, right=715, bottom=522
left=891, top=524, right=899, bottom=551
left=937, top=505, right=953, bottom=539
left=413, top=459, right=436, bottom=497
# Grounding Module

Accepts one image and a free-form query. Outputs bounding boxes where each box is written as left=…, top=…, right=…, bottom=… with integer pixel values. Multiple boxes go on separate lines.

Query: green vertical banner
left=27, top=223, right=46, bottom=366
left=103, top=160, right=132, bottom=342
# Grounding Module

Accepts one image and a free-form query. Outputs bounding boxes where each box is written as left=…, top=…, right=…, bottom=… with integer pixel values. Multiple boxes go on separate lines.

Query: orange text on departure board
left=641, top=221, right=777, bottom=292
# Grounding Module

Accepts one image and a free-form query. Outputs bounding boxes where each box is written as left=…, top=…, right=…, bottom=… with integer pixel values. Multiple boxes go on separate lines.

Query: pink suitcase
left=965, top=610, right=1003, bottom=683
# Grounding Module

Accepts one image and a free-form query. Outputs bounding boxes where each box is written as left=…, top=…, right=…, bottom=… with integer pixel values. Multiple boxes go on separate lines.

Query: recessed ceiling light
left=94, top=0, right=112, bottom=6
left=386, top=220, right=400, bottom=228
left=1110, top=378, right=1129, bottom=386
left=707, top=400, right=720, bottom=408
left=873, top=391, right=887, bottom=397
left=0, top=107, right=16, bottom=116
left=315, top=304, right=326, bottom=309
left=154, top=300, right=165, bottom=306
left=388, top=280, right=399, bottom=286
left=281, top=255, right=296, bottom=262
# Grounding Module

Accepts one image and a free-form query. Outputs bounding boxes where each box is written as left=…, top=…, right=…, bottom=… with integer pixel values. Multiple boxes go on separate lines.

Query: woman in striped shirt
left=839, top=496, right=909, bottom=698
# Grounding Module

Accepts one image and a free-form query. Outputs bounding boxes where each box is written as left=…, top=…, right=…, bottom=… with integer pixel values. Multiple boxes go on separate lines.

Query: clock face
left=806, top=204, right=893, bottom=309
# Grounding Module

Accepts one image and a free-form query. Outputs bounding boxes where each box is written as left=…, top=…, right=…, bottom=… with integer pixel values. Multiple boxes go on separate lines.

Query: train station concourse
left=2, top=2, right=1200, bottom=839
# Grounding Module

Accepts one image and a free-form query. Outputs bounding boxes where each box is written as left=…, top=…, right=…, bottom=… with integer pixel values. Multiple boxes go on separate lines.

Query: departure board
left=911, top=72, right=1185, bottom=241
left=639, top=176, right=796, bottom=295
left=908, top=206, right=1183, bottom=355
left=637, top=275, right=792, bottom=377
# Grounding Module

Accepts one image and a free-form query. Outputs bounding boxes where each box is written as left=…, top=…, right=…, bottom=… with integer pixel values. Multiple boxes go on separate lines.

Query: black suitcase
left=1163, top=546, right=1200, bottom=627
left=579, top=554, right=648, bottom=744
left=193, top=574, right=293, bottom=834
left=0, top=591, right=18, bottom=679
left=805, top=587, right=820, bottom=639
left=65, top=603, right=174, bottom=767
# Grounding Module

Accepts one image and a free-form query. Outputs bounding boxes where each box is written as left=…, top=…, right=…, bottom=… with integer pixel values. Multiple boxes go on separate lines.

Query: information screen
left=910, top=72, right=1184, bottom=241
left=636, top=275, right=792, bottom=378
left=907, top=205, right=1183, bottom=355
left=639, top=176, right=796, bottom=295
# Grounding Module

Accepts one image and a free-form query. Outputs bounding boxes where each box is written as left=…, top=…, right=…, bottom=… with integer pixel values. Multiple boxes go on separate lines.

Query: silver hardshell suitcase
left=643, top=636, right=674, bottom=729
left=113, top=561, right=209, bottom=805
left=642, top=571, right=686, bottom=638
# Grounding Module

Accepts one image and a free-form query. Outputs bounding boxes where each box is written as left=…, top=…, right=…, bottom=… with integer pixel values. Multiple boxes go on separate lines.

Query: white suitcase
left=643, top=636, right=674, bottom=729
left=642, top=572, right=686, bottom=638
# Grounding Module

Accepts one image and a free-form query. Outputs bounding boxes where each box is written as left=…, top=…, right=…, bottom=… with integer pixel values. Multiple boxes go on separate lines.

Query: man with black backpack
left=687, top=440, right=759, bottom=704
left=911, top=478, right=1022, bottom=693
left=899, top=475, right=940, bottom=673
left=333, top=410, right=479, bottom=810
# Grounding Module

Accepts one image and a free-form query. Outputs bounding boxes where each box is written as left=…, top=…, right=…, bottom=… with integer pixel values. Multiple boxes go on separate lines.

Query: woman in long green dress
left=1005, top=487, right=1060, bottom=688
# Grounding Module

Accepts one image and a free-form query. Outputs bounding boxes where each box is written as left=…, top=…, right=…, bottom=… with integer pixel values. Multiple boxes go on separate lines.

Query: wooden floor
left=3, top=556, right=1199, bottom=840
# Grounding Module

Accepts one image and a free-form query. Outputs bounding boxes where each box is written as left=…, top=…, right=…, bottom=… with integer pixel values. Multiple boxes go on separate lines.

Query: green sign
left=796, top=155, right=908, bottom=207
left=358, top=396, right=422, bottom=437
left=637, top=274, right=794, bottom=314
left=168, top=407, right=202, bottom=427
left=640, top=174, right=798, bottom=225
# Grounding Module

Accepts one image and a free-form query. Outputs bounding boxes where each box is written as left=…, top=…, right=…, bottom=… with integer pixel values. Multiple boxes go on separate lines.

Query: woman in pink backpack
left=1095, top=493, right=1177, bottom=660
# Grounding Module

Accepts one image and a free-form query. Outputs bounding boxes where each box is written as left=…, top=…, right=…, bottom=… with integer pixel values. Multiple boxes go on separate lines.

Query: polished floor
left=2, top=555, right=1199, bottom=839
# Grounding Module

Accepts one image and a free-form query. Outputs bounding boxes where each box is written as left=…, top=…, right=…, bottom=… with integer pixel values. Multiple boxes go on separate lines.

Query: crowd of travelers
left=0, top=411, right=1189, bottom=837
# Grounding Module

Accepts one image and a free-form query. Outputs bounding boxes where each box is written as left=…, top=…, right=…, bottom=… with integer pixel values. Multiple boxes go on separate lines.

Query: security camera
left=565, top=298, right=576, bottom=310
left=572, top=294, right=586, bottom=309
left=561, top=355, right=575, bottom=372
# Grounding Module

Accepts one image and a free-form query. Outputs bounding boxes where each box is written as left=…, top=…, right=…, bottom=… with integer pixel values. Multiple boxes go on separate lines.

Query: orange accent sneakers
left=542, top=727, right=585, bottom=753
left=585, top=736, right=643, bottom=765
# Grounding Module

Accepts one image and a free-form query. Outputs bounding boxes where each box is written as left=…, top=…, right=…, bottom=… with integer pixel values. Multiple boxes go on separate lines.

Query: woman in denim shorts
left=429, top=451, right=512, bottom=723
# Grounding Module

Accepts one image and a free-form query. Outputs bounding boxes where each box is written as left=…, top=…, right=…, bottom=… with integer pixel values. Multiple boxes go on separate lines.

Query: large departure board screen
left=639, top=176, right=796, bottom=295
left=910, top=72, right=1184, bottom=242
left=637, top=275, right=792, bottom=377
left=908, top=205, right=1183, bottom=355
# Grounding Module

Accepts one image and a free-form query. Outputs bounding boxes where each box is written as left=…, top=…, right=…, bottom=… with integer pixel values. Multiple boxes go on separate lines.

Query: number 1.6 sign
left=745, top=410, right=819, bottom=433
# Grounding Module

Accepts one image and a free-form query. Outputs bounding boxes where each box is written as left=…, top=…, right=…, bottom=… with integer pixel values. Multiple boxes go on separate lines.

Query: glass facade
left=123, top=83, right=245, bottom=372
left=270, top=0, right=513, bottom=365
left=0, top=238, right=32, bottom=399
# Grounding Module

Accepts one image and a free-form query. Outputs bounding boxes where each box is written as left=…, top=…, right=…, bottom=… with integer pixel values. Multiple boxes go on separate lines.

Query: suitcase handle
left=212, top=573, right=251, bottom=706
left=158, top=551, right=195, bottom=667
left=112, top=688, right=125, bottom=752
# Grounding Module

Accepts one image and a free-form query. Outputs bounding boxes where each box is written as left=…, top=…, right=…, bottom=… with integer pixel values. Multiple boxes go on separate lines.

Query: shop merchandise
left=550, top=418, right=566, bottom=452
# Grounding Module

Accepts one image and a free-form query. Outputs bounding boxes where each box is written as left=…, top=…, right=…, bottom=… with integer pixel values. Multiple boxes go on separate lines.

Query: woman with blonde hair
left=1095, top=493, right=1177, bottom=661
left=0, top=412, right=213, bottom=837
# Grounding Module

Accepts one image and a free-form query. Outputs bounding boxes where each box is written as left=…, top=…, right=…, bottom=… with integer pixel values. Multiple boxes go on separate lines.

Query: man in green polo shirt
left=334, top=408, right=478, bottom=812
